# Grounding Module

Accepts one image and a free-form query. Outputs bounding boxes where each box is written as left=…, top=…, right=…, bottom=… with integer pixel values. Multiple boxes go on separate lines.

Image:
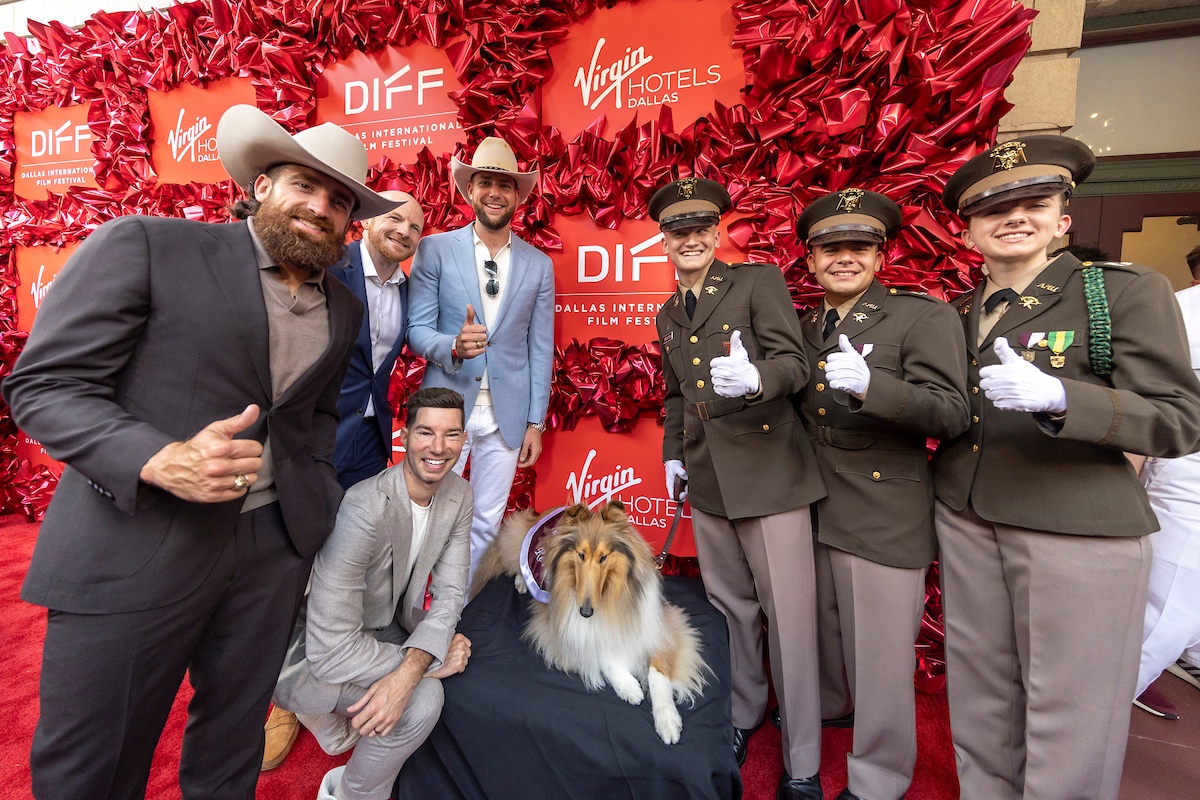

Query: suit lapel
left=956, top=286, right=982, bottom=359
left=983, top=255, right=1076, bottom=349
left=406, top=486, right=462, bottom=616
left=343, top=246, right=374, bottom=370
left=832, top=280, right=890, bottom=350
left=491, top=238, right=531, bottom=333
left=380, top=474, right=416, bottom=612
left=686, top=261, right=730, bottom=332
left=663, top=287, right=690, bottom=329
left=202, top=222, right=271, bottom=398
left=454, top=224, right=487, bottom=326
left=802, top=304, right=825, bottom=350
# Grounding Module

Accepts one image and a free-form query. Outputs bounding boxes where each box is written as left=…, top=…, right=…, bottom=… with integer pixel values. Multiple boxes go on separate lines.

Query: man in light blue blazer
left=407, top=137, right=555, bottom=581
left=327, top=190, right=425, bottom=489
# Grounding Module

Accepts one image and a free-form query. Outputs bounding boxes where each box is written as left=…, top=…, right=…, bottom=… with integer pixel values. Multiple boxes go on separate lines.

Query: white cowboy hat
left=216, top=104, right=400, bottom=220
left=450, top=137, right=539, bottom=205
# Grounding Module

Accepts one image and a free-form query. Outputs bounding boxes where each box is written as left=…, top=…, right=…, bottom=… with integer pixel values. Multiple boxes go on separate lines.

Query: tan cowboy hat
left=216, top=104, right=400, bottom=220
left=450, top=137, right=539, bottom=204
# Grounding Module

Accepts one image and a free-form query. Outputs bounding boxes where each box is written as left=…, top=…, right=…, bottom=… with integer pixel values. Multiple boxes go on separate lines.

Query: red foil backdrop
left=0, top=0, right=1036, bottom=688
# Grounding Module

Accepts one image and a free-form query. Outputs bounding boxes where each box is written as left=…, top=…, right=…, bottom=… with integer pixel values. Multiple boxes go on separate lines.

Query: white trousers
left=454, top=404, right=520, bottom=585
left=1137, top=455, right=1200, bottom=694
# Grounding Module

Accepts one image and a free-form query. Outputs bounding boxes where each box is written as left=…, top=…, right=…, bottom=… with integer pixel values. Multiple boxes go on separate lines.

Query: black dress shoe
left=770, top=707, right=854, bottom=730
left=835, top=789, right=866, bottom=800
left=822, top=710, right=854, bottom=728
left=733, top=726, right=755, bottom=766
left=776, top=772, right=823, bottom=800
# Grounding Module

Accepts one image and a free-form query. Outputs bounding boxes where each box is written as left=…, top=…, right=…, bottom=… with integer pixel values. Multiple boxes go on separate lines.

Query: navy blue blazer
left=327, top=242, right=409, bottom=472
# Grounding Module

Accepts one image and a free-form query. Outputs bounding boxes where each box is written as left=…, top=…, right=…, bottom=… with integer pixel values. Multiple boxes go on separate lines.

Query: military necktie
left=983, top=287, right=1020, bottom=315
left=822, top=309, right=840, bottom=340
left=685, top=290, right=697, bottom=319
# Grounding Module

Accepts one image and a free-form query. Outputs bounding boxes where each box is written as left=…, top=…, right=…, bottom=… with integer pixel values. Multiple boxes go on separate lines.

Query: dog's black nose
left=579, top=604, right=593, bottom=618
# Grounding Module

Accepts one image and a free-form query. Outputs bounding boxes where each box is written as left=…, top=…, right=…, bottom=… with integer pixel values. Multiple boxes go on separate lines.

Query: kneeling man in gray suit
left=273, top=388, right=474, bottom=800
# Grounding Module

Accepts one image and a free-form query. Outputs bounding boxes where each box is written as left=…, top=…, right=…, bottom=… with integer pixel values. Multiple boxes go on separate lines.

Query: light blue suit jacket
left=407, top=223, right=555, bottom=449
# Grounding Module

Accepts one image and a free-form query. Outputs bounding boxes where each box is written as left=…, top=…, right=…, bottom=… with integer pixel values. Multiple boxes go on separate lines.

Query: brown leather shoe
left=262, top=706, right=301, bottom=771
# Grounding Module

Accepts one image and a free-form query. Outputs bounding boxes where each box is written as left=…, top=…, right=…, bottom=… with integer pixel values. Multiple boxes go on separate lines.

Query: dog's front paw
left=653, top=704, right=683, bottom=744
left=609, top=672, right=644, bottom=705
left=513, top=574, right=527, bottom=594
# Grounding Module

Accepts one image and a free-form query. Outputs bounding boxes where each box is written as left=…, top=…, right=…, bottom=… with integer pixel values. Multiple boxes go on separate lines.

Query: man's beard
left=254, top=197, right=345, bottom=276
left=472, top=199, right=514, bottom=232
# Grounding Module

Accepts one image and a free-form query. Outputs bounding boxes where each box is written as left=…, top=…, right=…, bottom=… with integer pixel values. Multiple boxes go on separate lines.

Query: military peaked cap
left=797, top=188, right=901, bottom=246
left=943, top=135, right=1095, bottom=216
left=649, top=177, right=732, bottom=232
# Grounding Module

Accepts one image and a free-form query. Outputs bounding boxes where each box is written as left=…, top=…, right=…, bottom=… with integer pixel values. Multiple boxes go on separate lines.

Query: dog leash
left=654, top=476, right=687, bottom=570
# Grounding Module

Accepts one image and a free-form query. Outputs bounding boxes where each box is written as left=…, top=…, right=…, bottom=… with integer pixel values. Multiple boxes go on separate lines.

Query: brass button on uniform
left=818, top=360, right=827, bottom=370
left=972, top=415, right=980, bottom=423
left=722, top=324, right=730, bottom=331
left=972, top=386, right=979, bottom=394
left=816, top=383, right=825, bottom=392
left=692, top=357, right=701, bottom=365
left=889, top=288, right=897, bottom=294
left=690, top=335, right=698, bottom=343
left=762, top=424, right=770, bottom=431
left=817, top=408, right=827, bottom=416
left=971, top=358, right=978, bottom=366
left=872, top=471, right=881, bottom=480
left=696, top=380, right=705, bottom=388
left=972, top=444, right=980, bottom=452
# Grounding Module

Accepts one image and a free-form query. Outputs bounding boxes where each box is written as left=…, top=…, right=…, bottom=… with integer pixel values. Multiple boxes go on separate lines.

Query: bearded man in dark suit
left=3, top=104, right=401, bottom=800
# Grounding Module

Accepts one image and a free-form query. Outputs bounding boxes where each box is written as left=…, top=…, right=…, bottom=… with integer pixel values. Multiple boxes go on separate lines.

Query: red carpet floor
left=0, top=513, right=958, bottom=799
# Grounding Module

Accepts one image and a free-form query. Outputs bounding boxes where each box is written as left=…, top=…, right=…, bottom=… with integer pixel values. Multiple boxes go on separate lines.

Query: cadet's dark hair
left=405, top=388, right=465, bottom=428
left=1187, top=245, right=1200, bottom=279
left=228, top=164, right=286, bottom=220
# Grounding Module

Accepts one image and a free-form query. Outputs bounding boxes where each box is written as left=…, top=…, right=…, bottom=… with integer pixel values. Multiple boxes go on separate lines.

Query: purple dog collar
left=520, top=506, right=567, bottom=604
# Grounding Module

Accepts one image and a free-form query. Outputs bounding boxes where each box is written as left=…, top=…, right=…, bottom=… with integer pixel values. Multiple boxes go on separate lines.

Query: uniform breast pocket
left=834, top=447, right=923, bottom=483
left=708, top=307, right=754, bottom=359
left=865, top=343, right=900, bottom=373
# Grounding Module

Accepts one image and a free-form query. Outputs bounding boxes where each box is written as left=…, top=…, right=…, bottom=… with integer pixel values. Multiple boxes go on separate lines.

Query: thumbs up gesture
left=825, top=334, right=872, bottom=398
left=138, top=405, right=265, bottom=502
left=979, top=337, right=1067, bottom=413
left=709, top=330, right=762, bottom=398
left=455, top=304, right=488, bottom=360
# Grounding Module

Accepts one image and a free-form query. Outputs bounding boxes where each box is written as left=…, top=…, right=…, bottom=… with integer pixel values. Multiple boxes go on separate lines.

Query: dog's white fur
left=472, top=502, right=709, bottom=744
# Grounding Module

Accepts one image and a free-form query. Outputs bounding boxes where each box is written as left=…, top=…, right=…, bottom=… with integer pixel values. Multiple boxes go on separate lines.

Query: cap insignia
left=836, top=188, right=865, bottom=212
left=990, top=141, right=1027, bottom=172
left=677, top=177, right=697, bottom=200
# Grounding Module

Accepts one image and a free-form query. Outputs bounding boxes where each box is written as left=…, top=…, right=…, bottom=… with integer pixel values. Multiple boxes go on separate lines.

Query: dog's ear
left=562, top=503, right=591, bottom=524
left=600, top=501, right=628, bottom=524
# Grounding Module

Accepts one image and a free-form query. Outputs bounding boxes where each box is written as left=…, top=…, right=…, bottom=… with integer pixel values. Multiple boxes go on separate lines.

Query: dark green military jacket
left=799, top=279, right=969, bottom=568
left=657, top=260, right=825, bottom=520
left=934, top=253, right=1200, bottom=536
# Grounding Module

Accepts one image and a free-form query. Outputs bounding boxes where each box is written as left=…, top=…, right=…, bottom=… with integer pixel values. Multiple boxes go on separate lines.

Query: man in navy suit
left=407, top=137, right=554, bottom=582
left=262, top=191, right=425, bottom=772
left=327, top=190, right=425, bottom=489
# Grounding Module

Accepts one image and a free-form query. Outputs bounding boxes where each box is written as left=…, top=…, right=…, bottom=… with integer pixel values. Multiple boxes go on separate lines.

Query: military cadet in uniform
left=934, top=136, right=1200, bottom=800
left=797, top=189, right=969, bottom=800
left=652, top=176, right=828, bottom=800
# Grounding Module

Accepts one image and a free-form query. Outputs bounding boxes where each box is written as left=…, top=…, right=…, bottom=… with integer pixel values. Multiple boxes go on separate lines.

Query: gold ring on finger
left=233, top=474, right=250, bottom=491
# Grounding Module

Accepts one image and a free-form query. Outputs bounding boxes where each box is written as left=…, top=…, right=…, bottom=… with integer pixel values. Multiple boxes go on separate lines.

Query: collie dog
left=473, top=501, right=709, bottom=744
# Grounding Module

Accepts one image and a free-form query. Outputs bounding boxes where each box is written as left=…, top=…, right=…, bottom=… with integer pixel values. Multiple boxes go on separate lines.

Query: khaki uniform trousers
left=935, top=501, right=1151, bottom=800
left=691, top=505, right=822, bottom=779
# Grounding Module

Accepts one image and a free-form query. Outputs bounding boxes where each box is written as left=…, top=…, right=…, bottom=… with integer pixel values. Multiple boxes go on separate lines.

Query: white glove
left=709, top=330, right=762, bottom=397
left=980, top=337, right=1067, bottom=414
left=664, top=460, right=688, bottom=501
left=825, top=334, right=871, bottom=398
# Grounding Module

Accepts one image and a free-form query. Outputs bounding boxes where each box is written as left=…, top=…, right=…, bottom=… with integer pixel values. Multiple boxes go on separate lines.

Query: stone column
left=998, top=0, right=1086, bottom=141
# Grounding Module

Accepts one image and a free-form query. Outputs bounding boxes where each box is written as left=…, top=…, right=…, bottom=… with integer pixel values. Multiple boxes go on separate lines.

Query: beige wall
left=1121, top=217, right=1200, bottom=290
left=999, top=0, right=1086, bottom=139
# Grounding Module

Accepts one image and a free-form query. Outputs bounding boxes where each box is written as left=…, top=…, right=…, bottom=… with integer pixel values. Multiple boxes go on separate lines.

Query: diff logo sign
left=13, top=243, right=77, bottom=476
left=552, top=214, right=746, bottom=346
left=534, top=417, right=695, bottom=557
left=148, top=77, right=257, bottom=185
left=13, top=104, right=100, bottom=200
left=541, top=0, right=744, bottom=139
left=316, top=42, right=465, bottom=167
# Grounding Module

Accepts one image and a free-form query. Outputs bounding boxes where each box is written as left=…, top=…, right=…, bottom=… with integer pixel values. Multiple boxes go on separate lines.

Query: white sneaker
left=1167, top=659, right=1200, bottom=692
left=317, top=765, right=345, bottom=800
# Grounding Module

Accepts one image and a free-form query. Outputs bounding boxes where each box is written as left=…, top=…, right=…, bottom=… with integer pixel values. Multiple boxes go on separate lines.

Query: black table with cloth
left=394, top=574, right=742, bottom=800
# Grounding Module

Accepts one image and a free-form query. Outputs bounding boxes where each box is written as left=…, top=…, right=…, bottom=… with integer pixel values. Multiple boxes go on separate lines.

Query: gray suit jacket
left=273, top=466, right=473, bottom=714
left=406, top=223, right=555, bottom=449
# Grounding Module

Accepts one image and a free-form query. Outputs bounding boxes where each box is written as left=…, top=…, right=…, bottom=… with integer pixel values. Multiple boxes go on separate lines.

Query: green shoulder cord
left=1083, top=265, right=1113, bottom=377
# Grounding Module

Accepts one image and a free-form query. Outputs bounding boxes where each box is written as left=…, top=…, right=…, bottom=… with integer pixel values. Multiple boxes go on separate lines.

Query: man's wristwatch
left=527, top=421, right=547, bottom=432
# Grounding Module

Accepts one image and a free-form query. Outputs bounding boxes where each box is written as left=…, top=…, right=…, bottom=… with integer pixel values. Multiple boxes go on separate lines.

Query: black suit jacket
left=4, top=216, right=362, bottom=613
left=326, top=243, right=408, bottom=473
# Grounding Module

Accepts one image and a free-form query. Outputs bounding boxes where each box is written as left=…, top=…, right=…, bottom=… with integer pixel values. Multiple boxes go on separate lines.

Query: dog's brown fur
left=473, top=501, right=709, bottom=744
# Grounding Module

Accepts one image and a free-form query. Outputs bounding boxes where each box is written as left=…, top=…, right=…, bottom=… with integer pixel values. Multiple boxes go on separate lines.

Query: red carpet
left=0, top=513, right=958, bottom=799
